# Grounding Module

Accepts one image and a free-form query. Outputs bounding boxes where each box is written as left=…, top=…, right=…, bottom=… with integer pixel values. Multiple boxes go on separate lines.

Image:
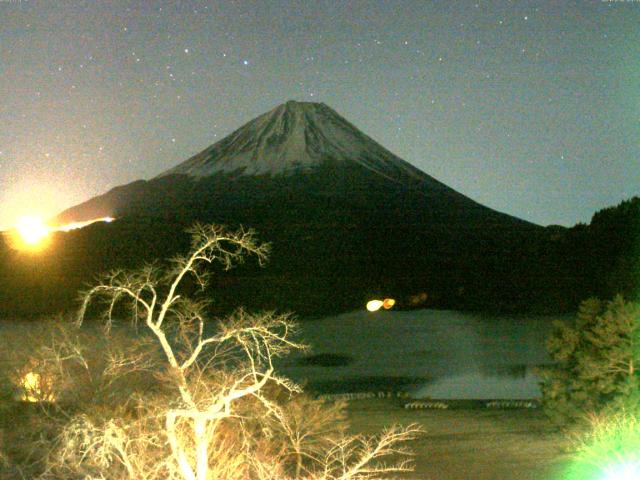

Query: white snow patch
left=158, top=101, right=430, bottom=185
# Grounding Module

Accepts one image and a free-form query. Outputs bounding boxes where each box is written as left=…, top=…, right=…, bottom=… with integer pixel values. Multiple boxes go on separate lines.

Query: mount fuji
left=10, top=101, right=554, bottom=315
left=56, top=101, right=530, bottom=229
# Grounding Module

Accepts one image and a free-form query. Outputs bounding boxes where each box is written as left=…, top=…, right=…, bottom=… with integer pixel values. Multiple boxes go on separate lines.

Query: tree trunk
left=194, top=417, right=209, bottom=480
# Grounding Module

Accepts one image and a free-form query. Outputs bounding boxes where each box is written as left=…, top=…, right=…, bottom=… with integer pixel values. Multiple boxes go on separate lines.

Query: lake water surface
left=278, top=309, right=562, bottom=399
left=0, top=309, right=562, bottom=400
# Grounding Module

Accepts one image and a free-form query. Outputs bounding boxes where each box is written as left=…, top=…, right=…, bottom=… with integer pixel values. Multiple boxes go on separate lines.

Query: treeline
left=557, top=196, right=640, bottom=305
left=0, top=195, right=637, bottom=318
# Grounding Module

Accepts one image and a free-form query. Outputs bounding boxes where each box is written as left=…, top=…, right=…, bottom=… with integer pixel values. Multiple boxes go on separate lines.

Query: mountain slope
left=56, top=101, right=531, bottom=230
left=43, top=101, right=551, bottom=315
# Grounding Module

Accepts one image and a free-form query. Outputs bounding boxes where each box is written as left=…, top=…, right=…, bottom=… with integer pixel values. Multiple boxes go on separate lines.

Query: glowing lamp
left=382, top=298, right=396, bottom=309
left=366, top=300, right=384, bottom=312
left=20, top=371, right=55, bottom=403
left=602, top=461, right=640, bottom=480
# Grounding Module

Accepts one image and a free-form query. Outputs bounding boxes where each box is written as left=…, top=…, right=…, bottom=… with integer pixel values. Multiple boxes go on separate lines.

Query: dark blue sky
left=1, top=0, right=638, bottom=228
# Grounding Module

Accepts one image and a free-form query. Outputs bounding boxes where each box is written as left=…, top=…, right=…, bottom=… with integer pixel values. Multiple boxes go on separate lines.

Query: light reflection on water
left=279, top=309, right=562, bottom=399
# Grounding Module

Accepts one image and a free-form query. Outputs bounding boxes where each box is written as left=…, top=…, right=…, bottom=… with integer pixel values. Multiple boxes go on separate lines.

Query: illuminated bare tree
left=64, top=223, right=421, bottom=480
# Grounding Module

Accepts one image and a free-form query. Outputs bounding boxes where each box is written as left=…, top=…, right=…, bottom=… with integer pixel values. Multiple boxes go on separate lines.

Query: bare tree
left=40, top=223, right=424, bottom=480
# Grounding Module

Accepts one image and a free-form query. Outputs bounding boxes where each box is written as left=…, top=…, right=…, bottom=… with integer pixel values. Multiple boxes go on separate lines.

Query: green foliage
left=539, top=295, right=640, bottom=425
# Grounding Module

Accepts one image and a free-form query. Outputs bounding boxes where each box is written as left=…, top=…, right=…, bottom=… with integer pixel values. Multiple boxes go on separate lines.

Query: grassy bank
left=346, top=398, right=569, bottom=480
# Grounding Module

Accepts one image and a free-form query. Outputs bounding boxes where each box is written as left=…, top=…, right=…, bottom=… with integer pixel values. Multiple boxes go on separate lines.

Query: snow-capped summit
left=158, top=100, right=427, bottom=184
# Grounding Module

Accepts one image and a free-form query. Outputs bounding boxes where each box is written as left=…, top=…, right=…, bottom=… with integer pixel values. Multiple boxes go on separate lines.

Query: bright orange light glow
left=16, top=216, right=50, bottom=245
left=4, top=216, right=115, bottom=252
left=366, top=298, right=396, bottom=312
left=7, top=216, right=52, bottom=251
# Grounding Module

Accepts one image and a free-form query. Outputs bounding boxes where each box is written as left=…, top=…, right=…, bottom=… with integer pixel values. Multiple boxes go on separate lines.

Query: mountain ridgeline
left=0, top=102, right=636, bottom=316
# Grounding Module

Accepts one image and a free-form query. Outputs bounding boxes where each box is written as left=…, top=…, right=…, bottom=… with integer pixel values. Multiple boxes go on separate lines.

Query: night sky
left=0, top=0, right=638, bottom=229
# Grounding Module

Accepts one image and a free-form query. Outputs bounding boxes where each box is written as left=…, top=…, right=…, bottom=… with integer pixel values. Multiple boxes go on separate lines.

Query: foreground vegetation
left=1, top=215, right=638, bottom=478
left=540, top=295, right=640, bottom=478
left=540, top=295, right=640, bottom=426
left=0, top=224, right=419, bottom=479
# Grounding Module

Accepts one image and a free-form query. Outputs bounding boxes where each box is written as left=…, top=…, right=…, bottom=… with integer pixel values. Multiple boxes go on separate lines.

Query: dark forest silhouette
left=0, top=195, right=637, bottom=317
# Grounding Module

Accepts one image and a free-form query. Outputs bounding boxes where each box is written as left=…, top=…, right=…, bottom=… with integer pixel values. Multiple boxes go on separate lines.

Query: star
left=0, top=0, right=631, bottom=232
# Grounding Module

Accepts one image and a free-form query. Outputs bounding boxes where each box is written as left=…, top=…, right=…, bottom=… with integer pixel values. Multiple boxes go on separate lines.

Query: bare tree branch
left=22, top=224, right=425, bottom=480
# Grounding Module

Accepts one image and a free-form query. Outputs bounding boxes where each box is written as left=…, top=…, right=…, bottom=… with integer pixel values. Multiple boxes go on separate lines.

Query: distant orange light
left=20, top=371, right=55, bottom=403
left=382, top=298, right=396, bottom=309
left=366, top=298, right=396, bottom=312
left=5, top=215, right=115, bottom=252
left=8, top=216, right=52, bottom=252
left=16, top=216, right=49, bottom=245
